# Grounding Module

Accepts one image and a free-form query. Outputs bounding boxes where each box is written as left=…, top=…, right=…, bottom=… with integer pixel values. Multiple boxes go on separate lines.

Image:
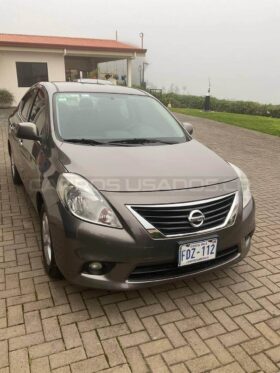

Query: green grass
left=172, top=108, right=280, bottom=137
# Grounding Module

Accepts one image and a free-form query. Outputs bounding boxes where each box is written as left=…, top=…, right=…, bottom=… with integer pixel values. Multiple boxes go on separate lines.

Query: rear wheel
left=10, top=152, right=22, bottom=185
left=40, top=205, right=62, bottom=279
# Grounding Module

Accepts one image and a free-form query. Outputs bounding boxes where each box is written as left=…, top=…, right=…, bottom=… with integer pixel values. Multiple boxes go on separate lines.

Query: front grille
left=130, top=193, right=235, bottom=236
left=129, top=246, right=238, bottom=282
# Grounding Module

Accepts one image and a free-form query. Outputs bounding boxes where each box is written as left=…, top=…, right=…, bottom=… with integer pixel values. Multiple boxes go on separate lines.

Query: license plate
left=178, top=238, right=217, bottom=267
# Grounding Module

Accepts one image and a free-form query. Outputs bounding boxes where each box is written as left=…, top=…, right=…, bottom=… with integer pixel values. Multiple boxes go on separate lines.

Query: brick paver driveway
left=1, top=110, right=280, bottom=373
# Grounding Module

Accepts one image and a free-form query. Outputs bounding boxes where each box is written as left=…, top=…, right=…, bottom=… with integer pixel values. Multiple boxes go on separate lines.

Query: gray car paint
left=58, top=139, right=238, bottom=192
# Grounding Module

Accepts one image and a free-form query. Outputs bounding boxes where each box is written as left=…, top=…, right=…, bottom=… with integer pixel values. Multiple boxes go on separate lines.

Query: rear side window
left=29, top=90, right=46, bottom=122
left=33, top=106, right=46, bottom=135
left=21, top=90, right=37, bottom=120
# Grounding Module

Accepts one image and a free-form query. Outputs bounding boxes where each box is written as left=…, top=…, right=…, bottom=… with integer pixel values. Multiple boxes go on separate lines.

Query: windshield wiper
left=63, top=138, right=177, bottom=146
left=63, top=138, right=107, bottom=145
left=107, top=138, right=176, bottom=145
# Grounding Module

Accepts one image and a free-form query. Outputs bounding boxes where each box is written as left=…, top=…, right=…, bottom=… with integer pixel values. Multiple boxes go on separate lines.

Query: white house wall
left=0, top=50, right=65, bottom=104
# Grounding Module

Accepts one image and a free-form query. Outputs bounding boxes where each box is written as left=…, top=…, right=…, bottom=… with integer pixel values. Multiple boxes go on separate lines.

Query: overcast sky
left=1, top=0, right=279, bottom=104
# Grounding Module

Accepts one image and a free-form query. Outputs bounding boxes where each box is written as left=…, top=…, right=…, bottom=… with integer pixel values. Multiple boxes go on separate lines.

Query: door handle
left=19, top=139, right=23, bottom=146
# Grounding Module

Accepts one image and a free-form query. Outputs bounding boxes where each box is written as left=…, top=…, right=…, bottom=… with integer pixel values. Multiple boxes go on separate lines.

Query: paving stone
left=42, top=317, right=62, bottom=341
left=0, top=341, right=8, bottom=368
left=140, top=338, right=172, bottom=357
left=71, top=355, right=108, bottom=373
left=61, top=323, right=82, bottom=349
left=186, top=353, right=220, bottom=373
left=102, top=338, right=126, bottom=366
left=10, top=348, right=29, bottom=373
left=123, top=346, right=149, bottom=373
left=30, top=356, right=51, bottom=373
left=1, top=113, right=280, bottom=372
left=9, top=331, right=44, bottom=351
left=163, top=345, right=195, bottom=365
left=49, top=346, right=86, bottom=369
left=81, top=330, right=103, bottom=357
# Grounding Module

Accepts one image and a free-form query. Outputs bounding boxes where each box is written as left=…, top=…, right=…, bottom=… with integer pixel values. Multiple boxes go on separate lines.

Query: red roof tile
left=0, top=33, right=146, bottom=53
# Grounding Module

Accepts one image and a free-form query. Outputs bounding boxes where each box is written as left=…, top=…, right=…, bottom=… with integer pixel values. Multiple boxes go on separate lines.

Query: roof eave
left=0, top=41, right=147, bottom=54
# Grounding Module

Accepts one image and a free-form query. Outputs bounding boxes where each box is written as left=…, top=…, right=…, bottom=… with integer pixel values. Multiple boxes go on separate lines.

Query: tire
left=40, top=204, right=63, bottom=279
left=10, top=152, right=22, bottom=185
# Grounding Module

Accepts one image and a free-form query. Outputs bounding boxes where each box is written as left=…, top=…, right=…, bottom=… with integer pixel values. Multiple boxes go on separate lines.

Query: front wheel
left=40, top=205, right=62, bottom=279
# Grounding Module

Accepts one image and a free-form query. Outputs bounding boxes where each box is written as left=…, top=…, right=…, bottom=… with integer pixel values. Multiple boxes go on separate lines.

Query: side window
left=21, top=90, right=37, bottom=120
left=29, top=90, right=45, bottom=122
left=16, top=62, right=48, bottom=87
left=33, top=106, right=46, bottom=135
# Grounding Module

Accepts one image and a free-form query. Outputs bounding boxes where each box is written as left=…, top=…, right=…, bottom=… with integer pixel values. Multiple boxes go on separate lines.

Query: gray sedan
left=7, top=82, right=255, bottom=289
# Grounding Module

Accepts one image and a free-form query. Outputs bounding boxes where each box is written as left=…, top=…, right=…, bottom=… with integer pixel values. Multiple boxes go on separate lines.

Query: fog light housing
left=83, top=261, right=115, bottom=276
left=87, top=262, right=103, bottom=275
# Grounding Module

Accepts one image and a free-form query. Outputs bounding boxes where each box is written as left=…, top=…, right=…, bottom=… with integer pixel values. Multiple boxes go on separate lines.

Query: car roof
left=40, top=81, right=147, bottom=96
left=75, top=79, right=113, bottom=85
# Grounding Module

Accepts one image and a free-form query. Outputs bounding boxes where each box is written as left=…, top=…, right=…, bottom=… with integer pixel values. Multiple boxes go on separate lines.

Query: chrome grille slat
left=134, top=202, right=233, bottom=216
left=153, top=216, right=226, bottom=227
left=157, top=217, right=225, bottom=232
left=144, top=203, right=231, bottom=221
left=201, top=202, right=233, bottom=215
left=134, top=195, right=234, bottom=213
left=128, top=193, right=237, bottom=237
left=203, top=210, right=229, bottom=220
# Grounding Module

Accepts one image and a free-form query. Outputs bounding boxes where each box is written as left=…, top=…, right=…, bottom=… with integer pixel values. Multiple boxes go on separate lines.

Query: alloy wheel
left=42, top=212, right=52, bottom=266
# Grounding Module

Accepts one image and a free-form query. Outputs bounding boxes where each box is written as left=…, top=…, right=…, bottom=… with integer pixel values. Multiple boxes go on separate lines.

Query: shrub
left=148, top=91, right=280, bottom=118
left=0, top=89, right=14, bottom=106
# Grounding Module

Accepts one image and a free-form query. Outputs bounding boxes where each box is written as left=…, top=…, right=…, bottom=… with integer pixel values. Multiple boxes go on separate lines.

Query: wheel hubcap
left=42, top=213, right=52, bottom=266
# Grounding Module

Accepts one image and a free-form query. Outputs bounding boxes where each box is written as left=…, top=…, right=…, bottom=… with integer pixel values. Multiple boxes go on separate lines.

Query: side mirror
left=16, top=122, right=40, bottom=141
left=182, top=122, right=193, bottom=135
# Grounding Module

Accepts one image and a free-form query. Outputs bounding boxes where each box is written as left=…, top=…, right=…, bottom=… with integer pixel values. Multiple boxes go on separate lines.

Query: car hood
left=58, top=140, right=237, bottom=192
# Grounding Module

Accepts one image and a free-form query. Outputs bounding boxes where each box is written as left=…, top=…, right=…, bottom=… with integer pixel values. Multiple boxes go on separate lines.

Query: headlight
left=229, top=163, right=252, bottom=208
left=57, top=173, right=122, bottom=228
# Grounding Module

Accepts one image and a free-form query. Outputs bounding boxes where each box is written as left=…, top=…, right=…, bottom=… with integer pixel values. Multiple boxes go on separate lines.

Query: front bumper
left=46, top=183, right=255, bottom=290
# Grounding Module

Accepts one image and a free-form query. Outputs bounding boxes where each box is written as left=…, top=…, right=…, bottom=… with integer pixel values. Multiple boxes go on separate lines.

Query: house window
left=16, top=62, right=49, bottom=87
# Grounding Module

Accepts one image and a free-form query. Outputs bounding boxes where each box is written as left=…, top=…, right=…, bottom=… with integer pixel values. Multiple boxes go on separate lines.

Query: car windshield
left=54, top=93, right=187, bottom=144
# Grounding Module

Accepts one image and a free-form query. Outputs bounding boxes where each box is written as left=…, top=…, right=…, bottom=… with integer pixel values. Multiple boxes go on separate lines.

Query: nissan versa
left=8, top=82, right=255, bottom=290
